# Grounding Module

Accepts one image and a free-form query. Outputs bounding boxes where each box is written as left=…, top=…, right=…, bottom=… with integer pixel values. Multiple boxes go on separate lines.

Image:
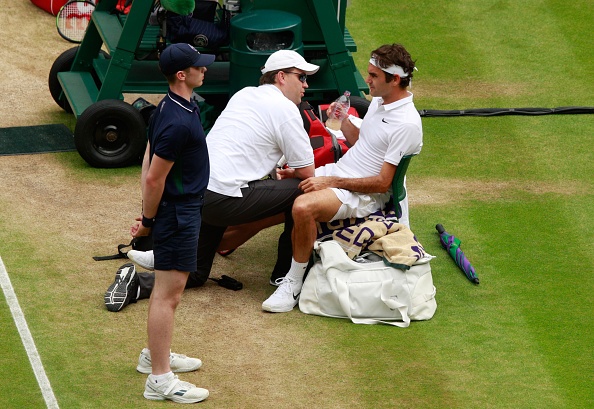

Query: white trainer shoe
left=144, top=373, right=209, bottom=404
left=127, top=250, right=154, bottom=271
left=262, top=276, right=301, bottom=313
left=137, top=348, right=202, bottom=374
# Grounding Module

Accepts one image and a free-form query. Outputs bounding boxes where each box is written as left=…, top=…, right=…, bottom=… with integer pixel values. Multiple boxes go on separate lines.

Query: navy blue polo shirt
left=148, top=91, right=209, bottom=199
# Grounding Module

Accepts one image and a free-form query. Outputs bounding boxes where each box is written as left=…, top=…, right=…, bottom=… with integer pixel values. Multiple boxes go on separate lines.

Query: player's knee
left=292, top=195, right=313, bottom=220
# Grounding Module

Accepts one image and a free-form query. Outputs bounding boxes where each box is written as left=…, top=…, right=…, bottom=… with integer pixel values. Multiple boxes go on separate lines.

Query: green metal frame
left=57, top=0, right=368, bottom=118
left=58, top=0, right=154, bottom=116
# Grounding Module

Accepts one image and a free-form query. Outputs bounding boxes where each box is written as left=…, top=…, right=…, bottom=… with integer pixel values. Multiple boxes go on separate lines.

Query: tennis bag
left=299, top=101, right=351, bottom=167
left=299, top=240, right=437, bottom=327
left=30, top=0, right=68, bottom=15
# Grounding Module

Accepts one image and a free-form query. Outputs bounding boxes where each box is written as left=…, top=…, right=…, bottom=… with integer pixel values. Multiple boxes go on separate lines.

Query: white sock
left=148, top=371, right=173, bottom=384
left=286, top=259, right=308, bottom=284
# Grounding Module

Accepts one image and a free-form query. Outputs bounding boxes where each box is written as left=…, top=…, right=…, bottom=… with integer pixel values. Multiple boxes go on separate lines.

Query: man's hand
left=298, top=176, right=337, bottom=193
left=130, top=216, right=151, bottom=237
left=276, top=167, right=295, bottom=179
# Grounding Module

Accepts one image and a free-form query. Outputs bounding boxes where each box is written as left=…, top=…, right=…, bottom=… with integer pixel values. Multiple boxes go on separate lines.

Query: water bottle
left=326, top=91, right=351, bottom=131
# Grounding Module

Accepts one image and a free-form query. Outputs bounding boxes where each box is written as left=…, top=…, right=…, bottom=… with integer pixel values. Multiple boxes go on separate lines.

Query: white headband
left=369, top=57, right=410, bottom=77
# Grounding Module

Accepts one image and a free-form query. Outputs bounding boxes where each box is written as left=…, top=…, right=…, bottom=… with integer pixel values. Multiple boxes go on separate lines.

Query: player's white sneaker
left=144, top=373, right=209, bottom=404
left=127, top=250, right=154, bottom=271
left=262, top=276, right=301, bottom=313
left=137, top=348, right=202, bottom=374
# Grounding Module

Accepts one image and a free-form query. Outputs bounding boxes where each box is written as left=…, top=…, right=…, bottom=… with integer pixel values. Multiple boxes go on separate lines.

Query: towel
left=316, top=206, right=398, bottom=242
left=328, top=211, right=431, bottom=269
left=368, top=225, right=432, bottom=269
left=332, top=219, right=400, bottom=259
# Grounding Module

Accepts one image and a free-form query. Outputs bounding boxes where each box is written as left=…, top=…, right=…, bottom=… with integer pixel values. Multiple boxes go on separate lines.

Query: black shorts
left=152, top=197, right=203, bottom=272
left=202, top=178, right=302, bottom=226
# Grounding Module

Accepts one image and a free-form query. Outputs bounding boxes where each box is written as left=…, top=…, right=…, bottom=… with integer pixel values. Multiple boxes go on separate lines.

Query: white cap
left=261, top=50, right=320, bottom=75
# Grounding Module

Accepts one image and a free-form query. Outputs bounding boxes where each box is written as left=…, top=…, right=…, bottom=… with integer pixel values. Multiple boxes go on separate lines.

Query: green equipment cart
left=48, top=0, right=368, bottom=168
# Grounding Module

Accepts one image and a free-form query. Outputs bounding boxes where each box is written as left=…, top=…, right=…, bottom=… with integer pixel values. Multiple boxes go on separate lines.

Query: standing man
left=130, top=43, right=214, bottom=404
left=262, top=43, right=423, bottom=313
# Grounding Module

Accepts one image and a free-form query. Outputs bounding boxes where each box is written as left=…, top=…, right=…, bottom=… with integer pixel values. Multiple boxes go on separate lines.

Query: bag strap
left=92, top=240, right=133, bottom=261
left=328, top=129, right=343, bottom=163
left=335, top=279, right=411, bottom=327
left=300, top=101, right=343, bottom=163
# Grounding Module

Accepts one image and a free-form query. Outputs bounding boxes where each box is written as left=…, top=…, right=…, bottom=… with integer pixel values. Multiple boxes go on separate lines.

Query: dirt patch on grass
left=414, top=80, right=529, bottom=101
left=408, top=177, right=586, bottom=206
left=0, top=155, right=138, bottom=250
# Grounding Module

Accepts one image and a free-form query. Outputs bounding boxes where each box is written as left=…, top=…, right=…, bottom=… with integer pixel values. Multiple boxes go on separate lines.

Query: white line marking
left=0, top=256, right=60, bottom=409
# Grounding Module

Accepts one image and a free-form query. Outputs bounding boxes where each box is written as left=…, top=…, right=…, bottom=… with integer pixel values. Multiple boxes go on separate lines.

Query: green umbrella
left=436, top=224, right=479, bottom=284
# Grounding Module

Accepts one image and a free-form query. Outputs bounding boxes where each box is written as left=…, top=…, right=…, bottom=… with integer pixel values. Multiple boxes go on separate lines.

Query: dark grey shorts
left=202, top=178, right=302, bottom=226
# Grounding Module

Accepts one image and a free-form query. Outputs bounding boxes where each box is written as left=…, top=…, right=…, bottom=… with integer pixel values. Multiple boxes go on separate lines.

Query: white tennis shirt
left=321, top=92, right=423, bottom=179
left=206, top=85, right=315, bottom=197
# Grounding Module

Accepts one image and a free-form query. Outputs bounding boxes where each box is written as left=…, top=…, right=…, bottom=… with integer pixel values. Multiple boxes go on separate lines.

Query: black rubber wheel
left=350, top=95, right=371, bottom=118
left=74, top=100, right=146, bottom=168
left=48, top=47, right=110, bottom=114
left=48, top=47, right=80, bottom=113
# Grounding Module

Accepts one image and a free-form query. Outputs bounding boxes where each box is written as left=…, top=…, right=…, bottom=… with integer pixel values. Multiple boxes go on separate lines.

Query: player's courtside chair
left=391, top=154, right=417, bottom=218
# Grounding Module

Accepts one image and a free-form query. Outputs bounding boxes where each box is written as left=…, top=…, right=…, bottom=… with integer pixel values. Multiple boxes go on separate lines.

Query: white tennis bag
left=299, top=240, right=437, bottom=327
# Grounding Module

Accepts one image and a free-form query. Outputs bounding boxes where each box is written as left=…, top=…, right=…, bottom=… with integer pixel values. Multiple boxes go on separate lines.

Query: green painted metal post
left=66, top=0, right=155, bottom=111
left=96, top=0, right=154, bottom=100
left=307, top=0, right=361, bottom=96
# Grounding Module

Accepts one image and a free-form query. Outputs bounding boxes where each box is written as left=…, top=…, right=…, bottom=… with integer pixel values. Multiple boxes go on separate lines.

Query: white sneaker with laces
left=127, top=250, right=154, bottom=271
left=262, top=276, right=301, bottom=313
left=144, top=373, right=209, bottom=403
left=137, top=348, right=202, bottom=374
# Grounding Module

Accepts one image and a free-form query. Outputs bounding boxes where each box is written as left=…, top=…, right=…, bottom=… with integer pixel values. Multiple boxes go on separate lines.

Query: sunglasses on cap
left=284, top=71, right=308, bottom=83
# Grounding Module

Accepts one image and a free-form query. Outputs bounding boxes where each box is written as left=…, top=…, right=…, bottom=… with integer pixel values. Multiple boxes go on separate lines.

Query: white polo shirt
left=319, top=92, right=423, bottom=178
left=207, top=85, right=315, bottom=197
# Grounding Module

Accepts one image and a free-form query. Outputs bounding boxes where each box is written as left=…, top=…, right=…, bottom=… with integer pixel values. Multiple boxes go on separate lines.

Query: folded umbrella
left=436, top=224, right=479, bottom=284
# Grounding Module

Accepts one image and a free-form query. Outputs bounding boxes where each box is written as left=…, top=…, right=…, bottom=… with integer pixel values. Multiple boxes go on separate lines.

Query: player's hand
left=298, top=176, right=335, bottom=193
left=326, top=102, right=337, bottom=118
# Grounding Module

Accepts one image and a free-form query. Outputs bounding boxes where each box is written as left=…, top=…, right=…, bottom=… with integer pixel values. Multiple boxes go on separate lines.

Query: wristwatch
left=141, top=215, right=156, bottom=228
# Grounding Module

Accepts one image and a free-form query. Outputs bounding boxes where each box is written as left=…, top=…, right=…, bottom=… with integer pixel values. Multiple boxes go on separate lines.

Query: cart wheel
left=48, top=47, right=109, bottom=113
left=74, top=100, right=146, bottom=168
left=48, top=47, right=79, bottom=113
left=350, top=95, right=370, bottom=118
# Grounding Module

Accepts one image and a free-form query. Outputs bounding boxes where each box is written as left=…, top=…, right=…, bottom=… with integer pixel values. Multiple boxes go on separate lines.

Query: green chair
left=391, top=154, right=417, bottom=218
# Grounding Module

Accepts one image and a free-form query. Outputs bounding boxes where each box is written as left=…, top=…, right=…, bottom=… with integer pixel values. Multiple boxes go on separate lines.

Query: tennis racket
left=56, top=0, right=96, bottom=43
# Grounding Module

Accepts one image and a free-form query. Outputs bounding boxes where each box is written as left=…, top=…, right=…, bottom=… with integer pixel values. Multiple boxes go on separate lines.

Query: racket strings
left=57, top=1, right=95, bottom=43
